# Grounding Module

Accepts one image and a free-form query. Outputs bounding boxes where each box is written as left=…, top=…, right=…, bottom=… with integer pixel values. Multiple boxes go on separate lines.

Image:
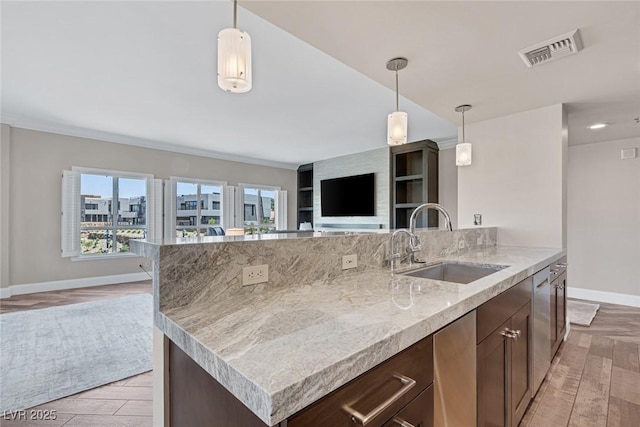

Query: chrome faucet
left=408, top=203, right=453, bottom=262
left=389, top=228, right=413, bottom=271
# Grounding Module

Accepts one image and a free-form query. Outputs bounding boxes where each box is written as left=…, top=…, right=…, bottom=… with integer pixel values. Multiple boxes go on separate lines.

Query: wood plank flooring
left=0, top=281, right=152, bottom=314
left=1, top=284, right=638, bottom=426
left=522, top=300, right=640, bottom=427
left=0, top=281, right=153, bottom=426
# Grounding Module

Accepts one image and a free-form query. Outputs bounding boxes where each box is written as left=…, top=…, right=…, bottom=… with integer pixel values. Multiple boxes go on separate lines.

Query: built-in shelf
left=394, top=174, right=423, bottom=182
left=297, top=163, right=314, bottom=227
left=391, top=140, right=439, bottom=229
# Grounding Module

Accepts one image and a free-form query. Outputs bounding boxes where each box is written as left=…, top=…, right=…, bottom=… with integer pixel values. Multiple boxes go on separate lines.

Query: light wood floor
left=0, top=281, right=153, bottom=427
left=1, top=284, right=638, bottom=426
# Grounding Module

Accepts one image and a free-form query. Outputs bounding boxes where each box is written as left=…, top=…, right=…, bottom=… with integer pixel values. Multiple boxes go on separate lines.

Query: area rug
left=0, top=294, right=152, bottom=412
left=568, top=300, right=600, bottom=326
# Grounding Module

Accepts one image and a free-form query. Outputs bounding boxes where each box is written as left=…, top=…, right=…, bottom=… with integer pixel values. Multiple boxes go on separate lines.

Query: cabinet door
left=550, top=278, right=558, bottom=353
left=510, top=302, right=532, bottom=427
left=557, top=272, right=567, bottom=344
left=477, top=318, right=510, bottom=427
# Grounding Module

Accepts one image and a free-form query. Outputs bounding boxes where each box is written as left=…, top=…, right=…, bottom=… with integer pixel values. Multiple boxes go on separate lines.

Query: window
left=239, top=185, right=283, bottom=234
left=62, top=168, right=162, bottom=258
left=172, top=179, right=224, bottom=238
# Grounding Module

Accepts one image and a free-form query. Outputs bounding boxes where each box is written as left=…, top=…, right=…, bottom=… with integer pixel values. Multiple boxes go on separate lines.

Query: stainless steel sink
left=401, top=262, right=508, bottom=284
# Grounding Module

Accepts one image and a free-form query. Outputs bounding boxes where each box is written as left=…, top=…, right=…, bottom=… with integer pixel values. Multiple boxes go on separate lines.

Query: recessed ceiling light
left=588, top=123, right=609, bottom=130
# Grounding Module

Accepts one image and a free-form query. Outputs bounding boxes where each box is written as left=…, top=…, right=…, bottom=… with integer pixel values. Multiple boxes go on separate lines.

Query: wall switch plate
left=342, top=254, right=358, bottom=270
left=243, top=264, right=268, bottom=285
left=477, top=236, right=484, bottom=246
left=458, top=240, right=465, bottom=250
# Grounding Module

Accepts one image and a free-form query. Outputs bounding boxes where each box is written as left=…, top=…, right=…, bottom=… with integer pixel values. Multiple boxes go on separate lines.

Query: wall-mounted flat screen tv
left=321, top=173, right=375, bottom=217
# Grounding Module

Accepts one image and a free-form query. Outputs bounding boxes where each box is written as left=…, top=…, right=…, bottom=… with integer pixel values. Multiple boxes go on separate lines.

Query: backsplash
left=132, top=227, right=497, bottom=313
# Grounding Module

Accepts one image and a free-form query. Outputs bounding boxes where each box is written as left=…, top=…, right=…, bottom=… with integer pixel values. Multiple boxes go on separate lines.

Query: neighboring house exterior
left=81, top=195, right=146, bottom=225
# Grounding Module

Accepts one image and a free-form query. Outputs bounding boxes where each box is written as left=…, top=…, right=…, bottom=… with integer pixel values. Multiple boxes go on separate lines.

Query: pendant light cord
left=233, top=0, right=237, bottom=29
left=462, top=109, right=465, bottom=143
left=395, top=70, right=399, bottom=111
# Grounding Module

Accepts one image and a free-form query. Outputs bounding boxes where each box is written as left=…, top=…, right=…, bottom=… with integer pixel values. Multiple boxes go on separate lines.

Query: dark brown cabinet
left=477, top=279, right=532, bottom=427
left=550, top=257, right=568, bottom=358
left=297, top=163, right=313, bottom=228
left=390, top=140, right=439, bottom=229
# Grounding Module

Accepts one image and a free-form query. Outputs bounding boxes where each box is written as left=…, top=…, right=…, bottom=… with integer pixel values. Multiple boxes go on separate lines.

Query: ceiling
left=2, top=2, right=639, bottom=171
left=244, top=0, right=640, bottom=146
left=0, top=1, right=455, bottom=170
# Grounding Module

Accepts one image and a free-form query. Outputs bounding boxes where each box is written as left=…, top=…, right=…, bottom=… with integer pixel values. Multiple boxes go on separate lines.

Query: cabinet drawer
left=287, top=336, right=433, bottom=427
left=383, top=385, right=433, bottom=427
left=477, top=277, right=532, bottom=344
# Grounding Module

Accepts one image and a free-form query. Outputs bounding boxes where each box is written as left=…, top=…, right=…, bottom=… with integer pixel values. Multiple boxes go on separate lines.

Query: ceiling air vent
left=518, top=29, right=583, bottom=68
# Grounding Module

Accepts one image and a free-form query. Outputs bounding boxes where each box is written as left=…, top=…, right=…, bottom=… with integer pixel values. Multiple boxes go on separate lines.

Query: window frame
left=170, top=177, right=227, bottom=238
left=237, top=183, right=282, bottom=234
left=72, top=167, right=153, bottom=259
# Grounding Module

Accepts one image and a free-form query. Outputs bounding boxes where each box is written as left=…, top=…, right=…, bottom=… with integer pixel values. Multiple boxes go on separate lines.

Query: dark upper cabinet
left=390, top=140, right=439, bottom=229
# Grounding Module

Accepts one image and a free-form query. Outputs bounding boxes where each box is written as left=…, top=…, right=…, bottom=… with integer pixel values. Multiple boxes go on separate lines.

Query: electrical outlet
left=458, top=240, right=465, bottom=250
left=243, top=264, right=269, bottom=285
left=342, top=254, right=358, bottom=270
left=477, top=235, right=484, bottom=246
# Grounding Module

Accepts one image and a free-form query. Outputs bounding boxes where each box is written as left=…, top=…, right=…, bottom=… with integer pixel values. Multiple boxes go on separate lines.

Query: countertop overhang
left=156, top=245, right=566, bottom=426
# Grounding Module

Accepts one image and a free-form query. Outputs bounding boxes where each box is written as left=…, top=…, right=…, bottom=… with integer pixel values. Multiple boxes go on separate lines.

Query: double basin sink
left=401, top=261, right=508, bottom=284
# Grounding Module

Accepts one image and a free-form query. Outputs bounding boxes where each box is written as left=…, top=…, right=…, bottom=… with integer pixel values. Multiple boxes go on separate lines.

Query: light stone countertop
left=157, top=245, right=565, bottom=426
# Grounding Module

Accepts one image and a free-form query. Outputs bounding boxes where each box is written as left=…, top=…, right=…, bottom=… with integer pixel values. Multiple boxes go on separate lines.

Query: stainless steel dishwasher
left=532, top=266, right=551, bottom=395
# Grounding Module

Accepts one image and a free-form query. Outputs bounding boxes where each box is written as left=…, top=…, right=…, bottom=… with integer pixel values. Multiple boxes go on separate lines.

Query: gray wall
left=313, top=147, right=390, bottom=229
left=0, top=124, right=10, bottom=287
left=4, top=126, right=297, bottom=287
left=567, top=137, right=640, bottom=297
left=458, top=104, right=567, bottom=248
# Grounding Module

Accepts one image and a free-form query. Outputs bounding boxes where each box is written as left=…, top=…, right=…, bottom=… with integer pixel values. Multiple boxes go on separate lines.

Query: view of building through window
left=175, top=182, right=223, bottom=237
left=80, top=174, right=147, bottom=255
left=242, top=187, right=276, bottom=234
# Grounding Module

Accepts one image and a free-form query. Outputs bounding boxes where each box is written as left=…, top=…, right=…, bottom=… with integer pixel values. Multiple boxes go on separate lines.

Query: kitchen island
left=131, top=228, right=566, bottom=427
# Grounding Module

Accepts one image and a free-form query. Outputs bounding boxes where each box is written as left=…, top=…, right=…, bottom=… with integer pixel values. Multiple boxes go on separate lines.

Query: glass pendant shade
left=217, top=28, right=252, bottom=93
left=456, top=142, right=472, bottom=166
left=387, top=111, right=408, bottom=146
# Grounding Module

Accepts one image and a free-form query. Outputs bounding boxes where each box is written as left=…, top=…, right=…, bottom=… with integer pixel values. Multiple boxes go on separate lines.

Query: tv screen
left=321, top=173, right=375, bottom=217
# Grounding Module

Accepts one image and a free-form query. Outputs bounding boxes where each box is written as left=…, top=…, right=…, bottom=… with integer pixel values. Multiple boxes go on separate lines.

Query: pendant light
left=455, top=104, right=472, bottom=166
left=386, top=57, right=408, bottom=146
left=217, top=0, right=252, bottom=93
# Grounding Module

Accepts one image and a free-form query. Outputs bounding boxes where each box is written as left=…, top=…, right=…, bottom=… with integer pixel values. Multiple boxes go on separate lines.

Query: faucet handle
left=409, top=235, right=421, bottom=252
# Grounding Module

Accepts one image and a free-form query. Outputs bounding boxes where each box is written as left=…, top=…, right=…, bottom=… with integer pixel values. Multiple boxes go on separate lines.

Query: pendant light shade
left=386, top=57, right=408, bottom=146
left=388, top=112, right=408, bottom=146
left=456, top=142, right=472, bottom=166
left=217, top=0, right=252, bottom=93
left=455, top=104, right=472, bottom=166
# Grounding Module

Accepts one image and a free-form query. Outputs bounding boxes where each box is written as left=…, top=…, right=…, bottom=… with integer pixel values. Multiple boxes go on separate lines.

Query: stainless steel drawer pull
left=342, top=373, right=416, bottom=426
left=392, top=418, right=416, bottom=427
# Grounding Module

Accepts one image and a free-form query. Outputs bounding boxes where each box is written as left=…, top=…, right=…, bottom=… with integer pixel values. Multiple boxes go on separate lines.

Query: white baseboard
left=0, top=272, right=152, bottom=299
left=568, top=286, right=640, bottom=308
